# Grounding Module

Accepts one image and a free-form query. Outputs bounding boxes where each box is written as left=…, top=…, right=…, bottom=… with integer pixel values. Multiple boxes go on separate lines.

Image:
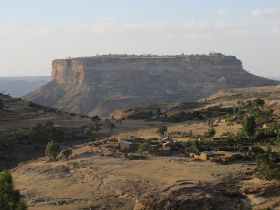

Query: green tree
left=207, top=126, right=216, bottom=138
left=185, top=140, right=200, bottom=153
left=45, top=140, right=61, bottom=161
left=157, top=125, right=167, bottom=136
left=137, top=142, right=150, bottom=153
left=0, top=170, right=27, bottom=210
left=242, top=115, right=257, bottom=139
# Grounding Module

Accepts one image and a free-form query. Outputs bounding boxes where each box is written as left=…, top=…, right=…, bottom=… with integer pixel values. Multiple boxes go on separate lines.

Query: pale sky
left=0, top=0, right=279, bottom=77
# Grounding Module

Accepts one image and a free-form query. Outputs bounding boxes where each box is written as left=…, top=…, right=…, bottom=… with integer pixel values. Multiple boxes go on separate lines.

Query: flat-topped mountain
left=24, top=54, right=278, bottom=116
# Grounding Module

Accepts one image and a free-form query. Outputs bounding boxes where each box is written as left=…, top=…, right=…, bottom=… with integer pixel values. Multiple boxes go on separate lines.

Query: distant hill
left=24, top=54, right=279, bottom=116
left=203, top=85, right=280, bottom=114
left=0, top=76, right=51, bottom=97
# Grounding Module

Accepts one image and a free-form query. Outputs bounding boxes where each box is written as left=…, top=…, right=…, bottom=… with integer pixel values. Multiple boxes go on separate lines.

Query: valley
left=1, top=86, right=280, bottom=209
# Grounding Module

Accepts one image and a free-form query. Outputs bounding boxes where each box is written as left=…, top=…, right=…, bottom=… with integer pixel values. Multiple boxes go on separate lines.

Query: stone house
left=119, top=140, right=139, bottom=152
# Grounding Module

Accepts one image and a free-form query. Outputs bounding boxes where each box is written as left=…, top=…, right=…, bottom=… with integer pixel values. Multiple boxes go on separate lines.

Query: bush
left=62, top=148, right=73, bottom=160
left=0, top=170, right=27, bottom=210
left=242, top=115, right=256, bottom=139
left=157, top=125, right=167, bottom=136
left=185, top=140, right=199, bottom=153
left=206, top=127, right=216, bottom=138
left=138, top=142, right=150, bottom=153
left=256, top=148, right=280, bottom=180
left=45, top=140, right=61, bottom=161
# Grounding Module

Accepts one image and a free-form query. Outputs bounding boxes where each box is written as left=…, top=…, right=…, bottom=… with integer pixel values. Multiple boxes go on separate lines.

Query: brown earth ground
left=12, top=142, right=280, bottom=210
left=11, top=144, right=251, bottom=210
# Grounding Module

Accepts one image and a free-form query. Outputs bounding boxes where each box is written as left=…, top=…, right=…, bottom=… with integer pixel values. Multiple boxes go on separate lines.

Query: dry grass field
left=12, top=143, right=254, bottom=210
left=11, top=140, right=280, bottom=210
left=108, top=119, right=241, bottom=141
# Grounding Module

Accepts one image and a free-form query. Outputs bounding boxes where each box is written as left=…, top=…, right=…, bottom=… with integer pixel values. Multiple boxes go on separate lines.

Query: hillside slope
left=0, top=93, right=94, bottom=169
left=203, top=85, right=280, bottom=114
left=24, top=54, right=278, bottom=116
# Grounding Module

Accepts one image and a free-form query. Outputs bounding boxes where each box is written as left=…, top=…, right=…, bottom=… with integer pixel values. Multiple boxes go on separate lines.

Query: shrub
left=138, top=142, right=150, bottom=153
left=206, top=126, right=216, bottom=138
left=242, top=115, right=256, bottom=139
left=157, top=125, right=167, bottom=136
left=0, top=170, right=27, bottom=210
left=256, top=148, right=280, bottom=180
left=62, top=148, right=72, bottom=160
left=45, top=140, right=61, bottom=161
left=185, top=140, right=200, bottom=153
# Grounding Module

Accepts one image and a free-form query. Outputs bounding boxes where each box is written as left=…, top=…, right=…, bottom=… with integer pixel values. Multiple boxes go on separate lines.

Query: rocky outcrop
left=24, top=54, right=279, bottom=116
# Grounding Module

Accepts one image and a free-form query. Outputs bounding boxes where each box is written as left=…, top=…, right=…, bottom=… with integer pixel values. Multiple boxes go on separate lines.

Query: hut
left=119, top=140, right=139, bottom=152
left=199, top=151, right=214, bottom=160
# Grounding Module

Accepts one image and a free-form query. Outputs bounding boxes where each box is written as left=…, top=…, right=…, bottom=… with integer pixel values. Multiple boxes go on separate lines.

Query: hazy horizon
left=0, top=0, right=279, bottom=77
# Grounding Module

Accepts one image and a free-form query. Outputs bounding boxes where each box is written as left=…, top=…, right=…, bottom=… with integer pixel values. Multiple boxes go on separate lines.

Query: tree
left=62, top=148, right=72, bottom=160
left=157, top=125, right=167, bottom=136
left=242, top=115, right=257, bottom=139
left=0, top=170, right=27, bottom=210
left=137, top=142, right=150, bottom=153
left=207, top=126, right=216, bottom=138
left=185, top=140, right=200, bottom=153
left=45, top=140, right=61, bottom=161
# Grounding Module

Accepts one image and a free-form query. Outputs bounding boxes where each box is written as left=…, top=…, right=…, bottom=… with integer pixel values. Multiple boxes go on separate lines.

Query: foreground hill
left=24, top=54, right=278, bottom=116
left=0, top=93, right=94, bottom=168
left=12, top=145, right=269, bottom=210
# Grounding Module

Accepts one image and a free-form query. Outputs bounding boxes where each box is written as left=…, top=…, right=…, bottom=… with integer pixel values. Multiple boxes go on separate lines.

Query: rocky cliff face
left=24, top=54, right=278, bottom=116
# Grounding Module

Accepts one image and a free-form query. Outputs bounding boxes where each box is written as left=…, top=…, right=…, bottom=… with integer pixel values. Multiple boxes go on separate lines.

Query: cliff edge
left=24, top=54, right=278, bottom=116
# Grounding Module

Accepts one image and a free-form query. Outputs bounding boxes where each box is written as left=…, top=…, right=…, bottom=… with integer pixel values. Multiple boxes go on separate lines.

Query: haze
left=0, top=0, right=279, bottom=78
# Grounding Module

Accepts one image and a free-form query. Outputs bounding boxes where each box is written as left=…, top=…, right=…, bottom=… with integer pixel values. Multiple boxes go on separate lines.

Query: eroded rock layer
left=24, top=54, right=278, bottom=116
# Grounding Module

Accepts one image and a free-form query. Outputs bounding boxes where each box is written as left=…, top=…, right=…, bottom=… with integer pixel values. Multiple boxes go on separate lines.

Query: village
left=90, top=135, right=244, bottom=164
